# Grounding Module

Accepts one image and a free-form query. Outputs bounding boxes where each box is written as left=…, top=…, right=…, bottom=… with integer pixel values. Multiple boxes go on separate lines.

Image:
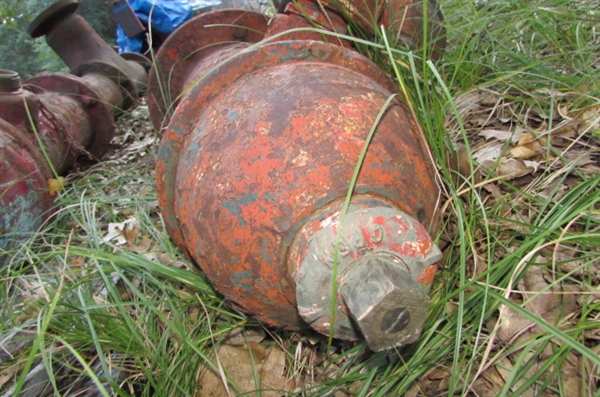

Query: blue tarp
left=116, top=0, right=193, bottom=53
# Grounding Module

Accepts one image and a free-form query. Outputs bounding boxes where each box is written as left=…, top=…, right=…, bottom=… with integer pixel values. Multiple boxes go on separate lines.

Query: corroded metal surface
left=156, top=40, right=441, bottom=340
left=317, top=0, right=387, bottom=30
left=147, top=9, right=269, bottom=131
left=290, top=199, right=441, bottom=349
left=0, top=118, right=52, bottom=252
left=24, top=73, right=116, bottom=165
left=279, top=0, right=446, bottom=58
left=0, top=0, right=151, bottom=253
left=0, top=5, right=154, bottom=254
left=149, top=2, right=445, bottom=349
left=381, top=0, right=446, bottom=59
left=0, top=70, right=111, bottom=251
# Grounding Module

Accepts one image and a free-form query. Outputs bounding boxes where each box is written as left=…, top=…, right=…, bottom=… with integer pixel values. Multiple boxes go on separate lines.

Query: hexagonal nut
left=339, top=255, right=429, bottom=352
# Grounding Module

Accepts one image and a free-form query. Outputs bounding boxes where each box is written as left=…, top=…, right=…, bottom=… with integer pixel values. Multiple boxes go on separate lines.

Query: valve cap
left=339, top=255, right=429, bottom=352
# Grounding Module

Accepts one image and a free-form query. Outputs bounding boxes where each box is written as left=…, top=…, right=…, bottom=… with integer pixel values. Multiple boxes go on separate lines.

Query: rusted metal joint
left=290, top=199, right=441, bottom=351
left=149, top=3, right=444, bottom=351
left=147, top=9, right=269, bottom=131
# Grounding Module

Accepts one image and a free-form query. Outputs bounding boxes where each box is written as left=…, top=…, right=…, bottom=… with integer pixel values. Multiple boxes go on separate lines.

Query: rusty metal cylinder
left=0, top=0, right=152, bottom=254
left=0, top=68, right=118, bottom=252
left=27, top=0, right=148, bottom=104
left=151, top=7, right=442, bottom=350
left=0, top=114, right=52, bottom=253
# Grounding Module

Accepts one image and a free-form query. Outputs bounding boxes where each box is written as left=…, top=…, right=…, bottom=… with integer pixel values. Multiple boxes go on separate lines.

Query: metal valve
left=291, top=202, right=441, bottom=351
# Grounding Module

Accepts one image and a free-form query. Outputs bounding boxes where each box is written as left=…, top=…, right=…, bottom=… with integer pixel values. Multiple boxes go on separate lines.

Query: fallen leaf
left=493, top=357, right=535, bottom=397
left=0, top=362, right=20, bottom=389
left=481, top=158, right=534, bottom=179
left=522, top=160, right=541, bottom=173
left=103, top=218, right=139, bottom=246
left=472, top=365, right=506, bottom=397
left=561, top=352, right=582, bottom=397
left=404, top=366, right=451, bottom=397
left=517, top=132, right=547, bottom=147
left=578, top=104, right=600, bottom=134
left=473, top=144, right=504, bottom=163
left=197, top=342, right=290, bottom=397
left=497, top=265, right=580, bottom=342
left=222, top=327, right=266, bottom=345
left=510, top=145, right=539, bottom=160
left=479, top=129, right=524, bottom=143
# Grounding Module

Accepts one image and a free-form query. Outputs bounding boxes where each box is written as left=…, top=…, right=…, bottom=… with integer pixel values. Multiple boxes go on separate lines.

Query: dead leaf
left=510, top=145, right=539, bottom=160
left=493, top=357, right=535, bottom=397
left=496, top=158, right=533, bottom=178
left=479, top=129, right=524, bottom=143
left=473, top=144, right=504, bottom=163
left=222, top=327, right=266, bottom=346
left=0, top=362, right=20, bottom=389
left=481, top=158, right=534, bottom=179
left=561, top=352, right=582, bottom=397
left=197, top=342, right=290, bottom=397
left=578, top=104, right=600, bottom=134
left=497, top=265, right=580, bottom=342
left=404, top=366, right=451, bottom=397
left=472, top=365, right=506, bottom=397
left=103, top=218, right=139, bottom=246
left=454, top=90, right=497, bottom=115
left=522, top=160, right=541, bottom=173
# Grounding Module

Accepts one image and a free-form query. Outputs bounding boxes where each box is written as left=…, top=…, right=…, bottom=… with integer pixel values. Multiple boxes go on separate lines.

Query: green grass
left=1, top=0, right=599, bottom=395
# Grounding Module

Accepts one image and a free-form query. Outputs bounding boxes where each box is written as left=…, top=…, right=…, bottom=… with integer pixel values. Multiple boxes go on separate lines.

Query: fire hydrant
left=149, top=2, right=444, bottom=351
left=149, top=1, right=444, bottom=351
left=0, top=0, right=148, bottom=253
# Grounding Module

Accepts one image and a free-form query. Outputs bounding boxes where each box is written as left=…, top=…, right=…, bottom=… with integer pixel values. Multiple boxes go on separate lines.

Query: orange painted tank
left=153, top=14, right=442, bottom=348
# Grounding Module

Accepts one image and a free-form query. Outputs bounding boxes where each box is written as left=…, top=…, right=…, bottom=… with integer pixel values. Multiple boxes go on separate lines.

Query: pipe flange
left=27, top=0, right=79, bottom=38
left=0, top=70, right=22, bottom=93
left=147, top=9, right=269, bottom=131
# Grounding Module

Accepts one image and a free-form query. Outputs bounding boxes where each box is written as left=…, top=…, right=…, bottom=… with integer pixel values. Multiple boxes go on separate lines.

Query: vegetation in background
left=1, top=0, right=599, bottom=396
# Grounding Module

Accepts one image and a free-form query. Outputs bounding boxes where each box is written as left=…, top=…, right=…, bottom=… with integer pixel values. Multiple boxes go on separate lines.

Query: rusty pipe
left=0, top=70, right=53, bottom=253
left=0, top=1, right=151, bottom=254
left=27, top=0, right=148, bottom=107
left=0, top=68, right=117, bottom=252
left=147, top=0, right=445, bottom=131
left=149, top=7, right=443, bottom=351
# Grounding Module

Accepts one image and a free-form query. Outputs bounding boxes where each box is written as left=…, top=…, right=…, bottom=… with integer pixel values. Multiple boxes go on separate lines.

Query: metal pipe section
left=0, top=69, right=115, bottom=253
left=1, top=0, right=149, bottom=254
left=27, top=0, right=148, bottom=107
left=149, top=2, right=444, bottom=351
